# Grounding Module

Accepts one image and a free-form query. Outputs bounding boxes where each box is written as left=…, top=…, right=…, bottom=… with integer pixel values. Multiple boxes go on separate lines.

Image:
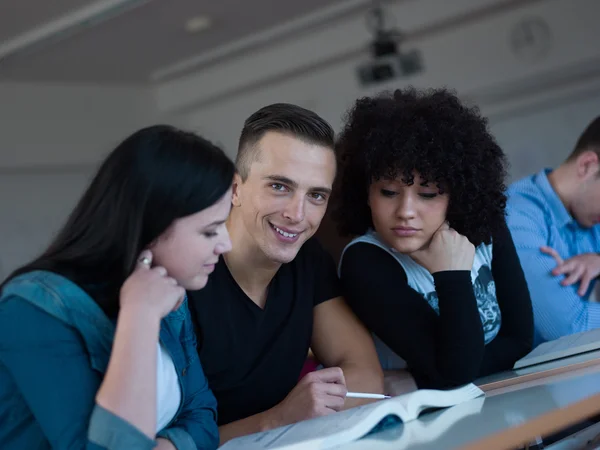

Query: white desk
left=476, top=349, right=600, bottom=396
left=337, top=369, right=600, bottom=450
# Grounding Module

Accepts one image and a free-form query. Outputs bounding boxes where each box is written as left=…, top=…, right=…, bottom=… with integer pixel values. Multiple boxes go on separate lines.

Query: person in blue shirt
left=507, top=116, right=600, bottom=345
left=0, top=125, right=234, bottom=450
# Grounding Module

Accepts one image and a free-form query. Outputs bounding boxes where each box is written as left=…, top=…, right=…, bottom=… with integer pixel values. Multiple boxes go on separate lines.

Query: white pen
left=346, top=392, right=391, bottom=399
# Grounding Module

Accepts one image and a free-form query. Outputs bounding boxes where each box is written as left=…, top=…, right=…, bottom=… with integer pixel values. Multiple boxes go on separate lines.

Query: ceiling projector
left=356, top=34, right=423, bottom=87
left=356, top=3, right=424, bottom=87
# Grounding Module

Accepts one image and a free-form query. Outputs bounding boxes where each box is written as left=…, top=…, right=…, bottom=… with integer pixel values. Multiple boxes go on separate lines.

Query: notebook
left=220, top=383, right=485, bottom=450
left=514, top=328, right=600, bottom=370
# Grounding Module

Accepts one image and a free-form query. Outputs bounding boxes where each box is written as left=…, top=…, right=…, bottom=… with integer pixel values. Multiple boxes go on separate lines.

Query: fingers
left=438, top=221, right=451, bottom=231
left=318, top=383, right=347, bottom=412
left=578, top=274, right=593, bottom=296
left=540, top=246, right=563, bottom=265
left=561, top=266, right=584, bottom=287
left=316, top=406, right=338, bottom=417
left=157, top=273, right=184, bottom=303
left=307, top=367, right=346, bottom=386
left=552, top=260, right=575, bottom=276
left=322, top=393, right=346, bottom=412
left=153, top=266, right=168, bottom=277
left=136, top=252, right=182, bottom=295
left=136, top=250, right=153, bottom=269
left=136, top=251, right=175, bottom=282
left=322, top=381, right=348, bottom=398
left=305, top=377, right=347, bottom=413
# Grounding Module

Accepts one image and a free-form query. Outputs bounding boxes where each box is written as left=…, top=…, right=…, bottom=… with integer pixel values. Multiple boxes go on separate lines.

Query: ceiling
left=0, top=0, right=353, bottom=84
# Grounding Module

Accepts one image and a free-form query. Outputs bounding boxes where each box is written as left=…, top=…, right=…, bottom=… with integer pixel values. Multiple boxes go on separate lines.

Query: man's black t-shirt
left=187, top=238, right=341, bottom=425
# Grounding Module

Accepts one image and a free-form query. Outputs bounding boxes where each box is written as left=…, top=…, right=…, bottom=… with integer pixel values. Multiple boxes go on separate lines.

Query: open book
left=342, top=396, right=485, bottom=450
left=514, top=327, right=600, bottom=370
left=220, top=383, right=484, bottom=450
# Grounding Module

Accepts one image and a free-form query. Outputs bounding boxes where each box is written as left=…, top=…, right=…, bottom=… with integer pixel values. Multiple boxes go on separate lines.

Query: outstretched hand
left=541, top=246, right=600, bottom=296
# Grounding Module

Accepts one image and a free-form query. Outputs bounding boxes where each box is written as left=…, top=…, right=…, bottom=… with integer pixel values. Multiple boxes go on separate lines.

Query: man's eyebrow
left=264, top=175, right=331, bottom=195
left=312, top=186, right=332, bottom=195
left=263, top=175, right=298, bottom=188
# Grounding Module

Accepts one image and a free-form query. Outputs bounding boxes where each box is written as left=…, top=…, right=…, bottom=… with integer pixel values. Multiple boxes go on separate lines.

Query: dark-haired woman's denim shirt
left=0, top=270, right=219, bottom=450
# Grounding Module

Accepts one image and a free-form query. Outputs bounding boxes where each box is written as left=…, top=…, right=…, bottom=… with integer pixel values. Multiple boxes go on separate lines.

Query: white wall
left=0, top=82, right=157, bottom=168
left=155, top=0, right=520, bottom=115
left=490, top=88, right=600, bottom=183
left=0, top=170, right=92, bottom=280
left=2, top=0, right=600, bottom=278
left=0, top=82, right=158, bottom=279
left=156, top=0, right=600, bottom=168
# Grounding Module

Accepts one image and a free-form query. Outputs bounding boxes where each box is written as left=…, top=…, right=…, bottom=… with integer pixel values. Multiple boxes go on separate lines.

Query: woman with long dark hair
left=0, top=125, right=234, bottom=450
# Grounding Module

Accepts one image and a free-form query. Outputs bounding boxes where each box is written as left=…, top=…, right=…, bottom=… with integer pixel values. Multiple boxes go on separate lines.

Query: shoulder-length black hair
left=2, top=125, right=235, bottom=317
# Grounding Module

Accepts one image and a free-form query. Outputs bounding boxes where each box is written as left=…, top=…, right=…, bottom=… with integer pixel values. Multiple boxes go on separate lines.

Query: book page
left=220, top=385, right=484, bottom=450
left=220, top=401, right=394, bottom=450
left=407, top=383, right=485, bottom=418
left=515, top=328, right=600, bottom=369
left=342, top=396, right=486, bottom=450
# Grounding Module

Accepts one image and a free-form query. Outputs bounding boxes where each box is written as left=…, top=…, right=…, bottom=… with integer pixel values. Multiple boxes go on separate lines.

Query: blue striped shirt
left=506, top=169, right=600, bottom=345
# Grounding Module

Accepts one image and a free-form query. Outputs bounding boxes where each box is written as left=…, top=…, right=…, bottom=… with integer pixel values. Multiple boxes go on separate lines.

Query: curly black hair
left=332, top=87, right=508, bottom=247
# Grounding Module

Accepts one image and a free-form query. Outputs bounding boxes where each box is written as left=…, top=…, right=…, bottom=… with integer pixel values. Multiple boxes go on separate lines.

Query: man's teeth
left=273, top=225, right=298, bottom=238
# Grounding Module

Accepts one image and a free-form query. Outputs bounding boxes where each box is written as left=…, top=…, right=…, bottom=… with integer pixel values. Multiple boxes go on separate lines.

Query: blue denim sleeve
left=0, top=296, right=156, bottom=450
left=156, top=304, right=219, bottom=450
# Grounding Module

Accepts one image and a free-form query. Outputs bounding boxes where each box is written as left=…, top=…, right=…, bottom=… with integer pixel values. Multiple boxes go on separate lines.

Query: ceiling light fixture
left=185, top=16, right=212, bottom=34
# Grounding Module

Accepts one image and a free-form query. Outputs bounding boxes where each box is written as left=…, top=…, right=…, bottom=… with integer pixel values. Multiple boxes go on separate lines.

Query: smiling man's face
left=231, top=131, right=336, bottom=264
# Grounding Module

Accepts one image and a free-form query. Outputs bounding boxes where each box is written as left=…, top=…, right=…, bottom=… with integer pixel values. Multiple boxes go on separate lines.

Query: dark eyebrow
left=264, top=175, right=298, bottom=189
left=312, top=186, right=332, bottom=196
left=264, top=175, right=331, bottom=195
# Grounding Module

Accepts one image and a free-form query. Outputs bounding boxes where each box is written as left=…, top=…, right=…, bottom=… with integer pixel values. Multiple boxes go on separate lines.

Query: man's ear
left=232, top=172, right=243, bottom=207
left=575, top=150, right=600, bottom=179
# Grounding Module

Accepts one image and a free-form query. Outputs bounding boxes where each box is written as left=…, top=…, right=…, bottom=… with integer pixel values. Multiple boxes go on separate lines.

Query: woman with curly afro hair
left=334, top=87, right=533, bottom=391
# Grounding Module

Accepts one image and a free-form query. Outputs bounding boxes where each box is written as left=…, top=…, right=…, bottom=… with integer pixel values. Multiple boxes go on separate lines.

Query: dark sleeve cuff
left=432, top=270, right=472, bottom=287
left=432, top=270, right=480, bottom=317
